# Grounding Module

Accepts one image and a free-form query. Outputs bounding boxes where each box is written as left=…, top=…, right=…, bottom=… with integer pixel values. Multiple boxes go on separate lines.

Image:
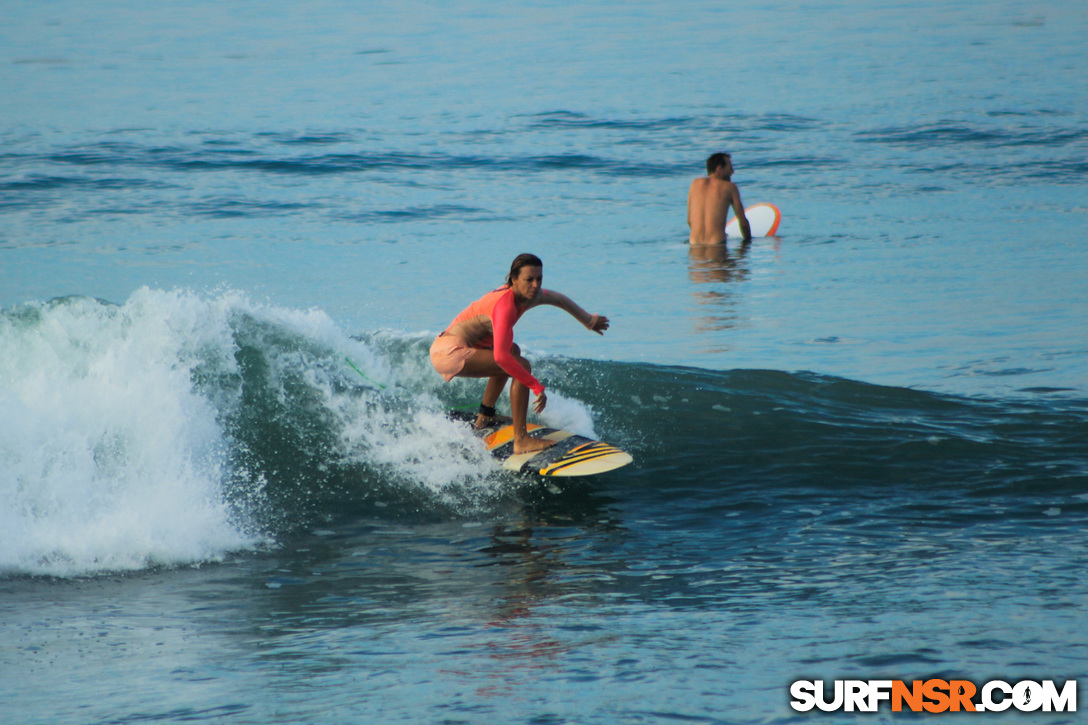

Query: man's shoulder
left=689, top=177, right=714, bottom=196
left=699, top=177, right=736, bottom=195
left=714, top=177, right=740, bottom=197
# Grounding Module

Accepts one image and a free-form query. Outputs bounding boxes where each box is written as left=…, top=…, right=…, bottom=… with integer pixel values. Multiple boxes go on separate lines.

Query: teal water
left=2, top=1, right=1087, bottom=722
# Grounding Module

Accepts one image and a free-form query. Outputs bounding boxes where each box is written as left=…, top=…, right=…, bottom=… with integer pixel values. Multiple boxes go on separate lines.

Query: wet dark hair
left=506, top=253, right=543, bottom=285
left=706, top=152, right=730, bottom=174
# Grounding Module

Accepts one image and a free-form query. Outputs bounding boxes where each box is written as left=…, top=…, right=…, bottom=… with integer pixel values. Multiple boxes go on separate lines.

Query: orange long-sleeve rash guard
left=445, top=287, right=545, bottom=396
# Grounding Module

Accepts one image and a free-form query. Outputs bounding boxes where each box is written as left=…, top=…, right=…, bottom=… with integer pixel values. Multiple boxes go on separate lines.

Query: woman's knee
left=509, top=343, right=531, bottom=371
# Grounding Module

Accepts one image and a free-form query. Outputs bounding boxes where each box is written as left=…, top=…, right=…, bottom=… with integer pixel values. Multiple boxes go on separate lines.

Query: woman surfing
left=430, top=253, right=610, bottom=454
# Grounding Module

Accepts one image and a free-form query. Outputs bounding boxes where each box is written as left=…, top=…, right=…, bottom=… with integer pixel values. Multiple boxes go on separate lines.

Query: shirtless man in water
left=687, top=152, right=751, bottom=245
left=430, top=253, right=609, bottom=454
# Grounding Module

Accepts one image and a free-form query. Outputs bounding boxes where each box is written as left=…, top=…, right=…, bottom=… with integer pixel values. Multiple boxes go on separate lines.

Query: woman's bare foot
left=513, top=436, right=555, bottom=455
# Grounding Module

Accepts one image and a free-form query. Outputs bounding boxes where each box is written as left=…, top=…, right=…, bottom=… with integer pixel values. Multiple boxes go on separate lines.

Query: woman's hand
left=587, top=314, right=610, bottom=335
left=533, top=391, right=547, bottom=414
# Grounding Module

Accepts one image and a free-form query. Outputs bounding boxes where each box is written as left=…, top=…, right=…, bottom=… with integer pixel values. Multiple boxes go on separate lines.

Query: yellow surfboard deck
left=449, top=410, right=632, bottom=477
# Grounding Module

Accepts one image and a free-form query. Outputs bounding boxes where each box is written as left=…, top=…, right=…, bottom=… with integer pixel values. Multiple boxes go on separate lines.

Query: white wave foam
left=0, top=288, right=605, bottom=576
left=539, top=391, right=598, bottom=439
left=0, top=290, right=261, bottom=577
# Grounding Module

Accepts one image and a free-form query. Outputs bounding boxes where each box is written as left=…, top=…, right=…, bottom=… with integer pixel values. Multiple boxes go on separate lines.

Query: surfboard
left=449, top=410, right=633, bottom=477
left=725, top=203, right=781, bottom=238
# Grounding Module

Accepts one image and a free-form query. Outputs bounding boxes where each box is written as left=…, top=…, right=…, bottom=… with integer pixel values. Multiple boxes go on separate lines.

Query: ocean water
left=2, top=0, right=1087, bottom=722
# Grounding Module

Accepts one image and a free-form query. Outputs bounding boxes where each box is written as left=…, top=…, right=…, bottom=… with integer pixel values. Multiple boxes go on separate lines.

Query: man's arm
left=729, top=183, right=752, bottom=242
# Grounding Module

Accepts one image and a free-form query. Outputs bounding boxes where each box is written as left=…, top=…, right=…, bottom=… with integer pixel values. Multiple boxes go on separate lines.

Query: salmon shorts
left=429, top=333, right=477, bottom=381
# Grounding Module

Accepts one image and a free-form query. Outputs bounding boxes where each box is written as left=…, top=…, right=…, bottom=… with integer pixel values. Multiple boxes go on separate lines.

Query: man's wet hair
left=706, top=152, right=730, bottom=174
